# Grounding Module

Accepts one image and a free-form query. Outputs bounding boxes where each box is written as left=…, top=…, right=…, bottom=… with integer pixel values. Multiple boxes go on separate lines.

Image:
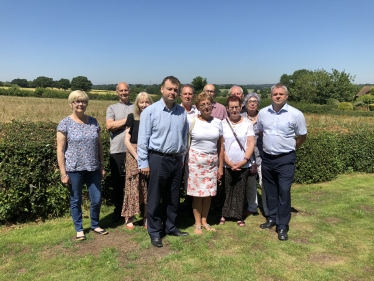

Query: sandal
left=237, top=220, right=246, bottom=227
left=219, top=217, right=225, bottom=225
left=202, top=224, right=216, bottom=232
left=125, top=217, right=134, bottom=230
left=194, top=225, right=202, bottom=235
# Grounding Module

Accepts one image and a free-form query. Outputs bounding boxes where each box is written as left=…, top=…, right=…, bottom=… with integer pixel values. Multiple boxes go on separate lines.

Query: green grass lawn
left=1, top=174, right=373, bottom=281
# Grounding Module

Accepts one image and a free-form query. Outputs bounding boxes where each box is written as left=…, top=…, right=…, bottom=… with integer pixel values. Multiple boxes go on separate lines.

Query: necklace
left=230, top=118, right=241, bottom=128
left=248, top=115, right=257, bottom=122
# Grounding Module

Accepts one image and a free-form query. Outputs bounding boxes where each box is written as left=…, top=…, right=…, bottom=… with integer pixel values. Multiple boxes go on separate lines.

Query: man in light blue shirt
left=257, top=83, right=307, bottom=241
left=138, top=76, right=189, bottom=247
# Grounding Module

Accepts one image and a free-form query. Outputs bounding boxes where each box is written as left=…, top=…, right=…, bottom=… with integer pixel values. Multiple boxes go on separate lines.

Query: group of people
left=56, top=76, right=307, bottom=246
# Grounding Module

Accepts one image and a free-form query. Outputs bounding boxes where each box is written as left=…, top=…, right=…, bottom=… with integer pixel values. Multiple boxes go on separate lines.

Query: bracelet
left=61, top=174, right=68, bottom=180
left=244, top=157, right=250, bottom=162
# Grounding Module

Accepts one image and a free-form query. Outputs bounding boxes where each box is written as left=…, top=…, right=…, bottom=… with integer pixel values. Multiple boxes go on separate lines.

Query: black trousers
left=147, top=152, right=182, bottom=239
left=261, top=151, right=296, bottom=230
left=109, top=153, right=126, bottom=215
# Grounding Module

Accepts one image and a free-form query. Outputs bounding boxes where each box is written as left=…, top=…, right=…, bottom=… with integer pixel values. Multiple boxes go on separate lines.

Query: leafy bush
left=0, top=121, right=112, bottom=222
left=326, top=98, right=339, bottom=107
left=338, top=102, right=353, bottom=110
left=369, top=104, right=374, bottom=111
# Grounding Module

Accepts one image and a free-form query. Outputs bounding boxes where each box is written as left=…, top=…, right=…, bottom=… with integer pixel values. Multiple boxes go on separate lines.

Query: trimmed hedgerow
left=0, top=121, right=112, bottom=222
left=0, top=120, right=373, bottom=222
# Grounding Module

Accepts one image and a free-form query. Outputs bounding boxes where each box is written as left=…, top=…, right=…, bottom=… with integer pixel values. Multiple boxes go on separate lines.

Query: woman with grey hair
left=244, top=92, right=269, bottom=218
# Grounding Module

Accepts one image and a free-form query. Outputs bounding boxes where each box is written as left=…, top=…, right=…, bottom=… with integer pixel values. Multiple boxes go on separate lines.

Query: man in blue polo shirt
left=257, top=83, right=307, bottom=241
left=138, top=76, right=189, bottom=248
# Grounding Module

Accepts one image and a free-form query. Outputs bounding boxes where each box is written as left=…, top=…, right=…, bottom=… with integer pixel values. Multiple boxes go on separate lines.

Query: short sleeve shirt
left=222, top=118, right=254, bottom=168
left=57, top=116, right=100, bottom=172
left=106, top=102, right=134, bottom=153
left=190, top=117, right=223, bottom=154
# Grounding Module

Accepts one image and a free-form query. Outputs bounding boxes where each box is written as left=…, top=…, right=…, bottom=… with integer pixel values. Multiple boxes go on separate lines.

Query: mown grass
left=1, top=174, right=373, bottom=281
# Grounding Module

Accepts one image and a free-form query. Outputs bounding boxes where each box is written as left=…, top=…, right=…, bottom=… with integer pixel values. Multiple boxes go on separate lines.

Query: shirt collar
left=269, top=103, right=289, bottom=113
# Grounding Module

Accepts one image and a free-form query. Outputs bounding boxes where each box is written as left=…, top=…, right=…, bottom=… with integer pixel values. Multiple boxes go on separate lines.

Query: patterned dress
left=121, top=115, right=147, bottom=218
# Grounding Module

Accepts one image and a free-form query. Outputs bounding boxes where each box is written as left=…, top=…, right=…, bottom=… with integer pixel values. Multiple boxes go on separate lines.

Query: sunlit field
left=1, top=96, right=373, bottom=130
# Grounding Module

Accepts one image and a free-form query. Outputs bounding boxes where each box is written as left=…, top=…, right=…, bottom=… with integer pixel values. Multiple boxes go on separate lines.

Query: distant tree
left=33, top=76, right=53, bottom=88
left=145, top=84, right=159, bottom=95
left=191, top=76, right=207, bottom=93
left=280, top=68, right=356, bottom=104
left=27, top=80, right=34, bottom=88
left=71, top=76, right=93, bottom=92
left=57, top=78, right=71, bottom=90
left=221, top=89, right=229, bottom=97
left=260, top=88, right=270, bottom=99
left=240, top=85, right=248, bottom=95
left=0, top=81, right=3, bottom=86
left=11, top=78, right=28, bottom=88
left=370, top=87, right=374, bottom=95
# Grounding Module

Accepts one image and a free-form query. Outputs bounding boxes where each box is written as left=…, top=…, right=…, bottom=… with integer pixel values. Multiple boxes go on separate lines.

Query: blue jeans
left=67, top=170, right=102, bottom=232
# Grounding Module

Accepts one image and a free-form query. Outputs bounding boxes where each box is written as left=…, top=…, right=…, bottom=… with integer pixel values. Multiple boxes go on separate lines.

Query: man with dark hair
left=257, top=83, right=307, bottom=241
left=138, top=76, right=189, bottom=248
left=106, top=82, right=134, bottom=223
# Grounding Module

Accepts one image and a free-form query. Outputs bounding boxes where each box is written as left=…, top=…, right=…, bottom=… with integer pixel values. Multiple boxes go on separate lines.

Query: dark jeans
left=261, top=151, right=296, bottom=230
left=109, top=153, right=126, bottom=215
left=147, top=152, right=182, bottom=239
left=67, top=170, right=102, bottom=232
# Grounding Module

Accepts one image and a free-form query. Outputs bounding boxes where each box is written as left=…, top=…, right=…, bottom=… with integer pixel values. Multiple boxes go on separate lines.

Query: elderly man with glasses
left=203, top=84, right=227, bottom=120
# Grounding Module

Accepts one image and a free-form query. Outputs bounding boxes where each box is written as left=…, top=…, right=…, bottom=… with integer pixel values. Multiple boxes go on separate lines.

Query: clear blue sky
left=1, top=0, right=373, bottom=85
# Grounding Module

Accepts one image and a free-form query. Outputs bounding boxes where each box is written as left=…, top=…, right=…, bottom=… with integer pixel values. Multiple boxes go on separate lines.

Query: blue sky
left=1, top=0, right=373, bottom=85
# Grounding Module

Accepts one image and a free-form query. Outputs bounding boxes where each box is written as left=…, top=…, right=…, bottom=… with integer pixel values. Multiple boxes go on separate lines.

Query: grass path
left=1, top=173, right=373, bottom=280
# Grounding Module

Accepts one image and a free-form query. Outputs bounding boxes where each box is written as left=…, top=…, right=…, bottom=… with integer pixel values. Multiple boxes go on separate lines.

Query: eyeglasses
left=199, top=103, right=212, bottom=108
left=247, top=100, right=258, bottom=104
left=204, top=90, right=215, bottom=94
left=73, top=100, right=87, bottom=105
left=228, top=106, right=240, bottom=110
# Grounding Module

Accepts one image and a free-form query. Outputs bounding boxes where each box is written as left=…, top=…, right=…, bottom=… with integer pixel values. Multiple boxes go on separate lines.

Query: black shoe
left=167, top=230, right=189, bottom=237
left=278, top=229, right=288, bottom=241
left=151, top=237, right=163, bottom=247
left=113, top=213, right=122, bottom=223
left=260, top=220, right=276, bottom=229
left=91, top=228, right=109, bottom=235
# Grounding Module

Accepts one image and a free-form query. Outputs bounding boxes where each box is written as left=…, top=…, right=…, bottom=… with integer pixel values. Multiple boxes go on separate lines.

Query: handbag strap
left=226, top=117, right=245, bottom=152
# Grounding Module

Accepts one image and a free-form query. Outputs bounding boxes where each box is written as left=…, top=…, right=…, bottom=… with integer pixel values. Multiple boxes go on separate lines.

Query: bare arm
left=106, top=118, right=128, bottom=132
left=124, top=127, right=138, bottom=160
left=296, top=134, right=307, bottom=149
left=56, top=131, right=69, bottom=185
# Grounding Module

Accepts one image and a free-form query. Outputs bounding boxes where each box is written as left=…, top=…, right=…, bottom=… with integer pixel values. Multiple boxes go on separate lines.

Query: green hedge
left=1, top=120, right=373, bottom=222
left=0, top=121, right=112, bottom=223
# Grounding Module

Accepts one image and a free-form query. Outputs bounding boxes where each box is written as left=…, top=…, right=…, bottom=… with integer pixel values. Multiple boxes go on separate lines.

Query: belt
left=149, top=150, right=183, bottom=158
left=264, top=151, right=294, bottom=159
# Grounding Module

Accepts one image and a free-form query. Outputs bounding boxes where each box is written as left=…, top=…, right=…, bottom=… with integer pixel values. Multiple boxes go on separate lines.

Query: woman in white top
left=186, top=92, right=224, bottom=234
left=220, top=96, right=255, bottom=227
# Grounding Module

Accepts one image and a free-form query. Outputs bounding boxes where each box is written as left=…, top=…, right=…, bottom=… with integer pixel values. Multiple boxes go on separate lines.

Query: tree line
left=2, top=68, right=370, bottom=104
left=1, top=76, right=92, bottom=92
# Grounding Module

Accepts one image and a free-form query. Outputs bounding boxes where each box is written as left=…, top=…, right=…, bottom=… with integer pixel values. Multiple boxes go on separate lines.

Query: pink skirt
left=186, top=148, right=218, bottom=197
